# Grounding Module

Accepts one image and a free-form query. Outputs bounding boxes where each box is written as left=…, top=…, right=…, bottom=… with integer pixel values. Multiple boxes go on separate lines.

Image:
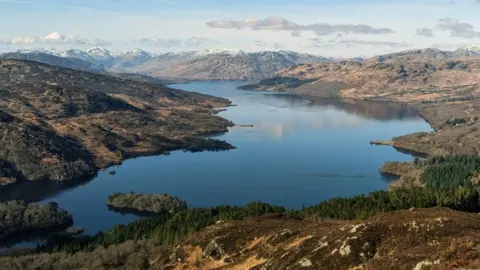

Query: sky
left=1, top=0, right=480, bottom=57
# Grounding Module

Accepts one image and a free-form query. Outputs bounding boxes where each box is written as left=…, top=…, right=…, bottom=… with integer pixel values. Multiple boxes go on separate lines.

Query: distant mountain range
left=2, top=46, right=480, bottom=81
left=0, top=47, right=358, bottom=80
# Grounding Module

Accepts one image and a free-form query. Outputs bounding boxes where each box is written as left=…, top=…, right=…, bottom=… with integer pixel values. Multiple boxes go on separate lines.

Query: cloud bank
left=206, top=16, right=394, bottom=36
left=0, top=32, right=111, bottom=46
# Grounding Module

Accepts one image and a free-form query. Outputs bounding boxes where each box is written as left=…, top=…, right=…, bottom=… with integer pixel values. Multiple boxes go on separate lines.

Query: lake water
left=0, top=81, right=432, bottom=238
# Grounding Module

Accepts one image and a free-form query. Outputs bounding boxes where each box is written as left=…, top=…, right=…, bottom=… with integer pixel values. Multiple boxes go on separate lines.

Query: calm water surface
left=1, top=81, right=432, bottom=236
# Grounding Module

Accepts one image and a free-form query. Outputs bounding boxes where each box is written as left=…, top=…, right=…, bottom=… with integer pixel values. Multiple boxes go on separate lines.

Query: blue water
left=5, top=81, right=432, bottom=236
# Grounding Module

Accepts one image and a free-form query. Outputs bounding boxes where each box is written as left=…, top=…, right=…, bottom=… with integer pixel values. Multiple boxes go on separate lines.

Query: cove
left=0, top=81, right=432, bottom=238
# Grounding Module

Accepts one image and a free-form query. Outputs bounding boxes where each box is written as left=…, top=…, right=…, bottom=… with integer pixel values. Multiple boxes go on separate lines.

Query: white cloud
left=303, top=38, right=410, bottom=49
left=254, top=40, right=267, bottom=47
left=206, top=16, right=395, bottom=36
left=415, top=28, right=434, bottom=38
left=0, top=32, right=111, bottom=46
left=136, top=36, right=217, bottom=47
left=436, top=18, right=480, bottom=38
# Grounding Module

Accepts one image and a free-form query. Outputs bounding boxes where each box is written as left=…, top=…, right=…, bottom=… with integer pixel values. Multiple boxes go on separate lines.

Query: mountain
left=0, top=59, right=233, bottom=183
left=367, top=47, right=480, bottom=63
left=113, top=49, right=152, bottom=69
left=85, top=47, right=116, bottom=66
left=259, top=50, right=480, bottom=104
left=132, top=50, right=335, bottom=80
left=60, top=49, right=97, bottom=63
left=8, top=47, right=336, bottom=80
left=0, top=52, right=106, bottom=73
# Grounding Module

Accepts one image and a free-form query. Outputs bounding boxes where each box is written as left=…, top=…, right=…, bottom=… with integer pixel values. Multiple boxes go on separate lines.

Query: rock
left=203, top=238, right=226, bottom=260
left=413, top=259, right=440, bottom=270
left=0, top=177, right=16, bottom=186
left=169, top=246, right=186, bottom=262
left=270, top=229, right=295, bottom=244
left=298, top=258, right=313, bottom=267
left=339, top=241, right=352, bottom=256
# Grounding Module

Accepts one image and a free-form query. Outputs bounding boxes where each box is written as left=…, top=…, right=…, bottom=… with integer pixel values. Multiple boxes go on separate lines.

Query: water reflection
left=263, top=94, right=419, bottom=120
left=0, top=82, right=432, bottom=242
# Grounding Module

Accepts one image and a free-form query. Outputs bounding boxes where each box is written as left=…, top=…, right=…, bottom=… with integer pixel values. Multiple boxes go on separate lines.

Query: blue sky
left=1, top=0, right=480, bottom=57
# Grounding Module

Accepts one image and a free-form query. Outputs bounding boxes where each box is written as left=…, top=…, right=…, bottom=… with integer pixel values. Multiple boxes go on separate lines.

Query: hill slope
left=0, top=60, right=233, bottom=183
left=0, top=52, right=106, bottom=74
left=2, top=208, right=480, bottom=269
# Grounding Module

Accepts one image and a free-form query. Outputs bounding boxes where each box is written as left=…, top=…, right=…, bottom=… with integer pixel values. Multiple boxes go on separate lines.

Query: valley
left=1, top=46, right=480, bottom=269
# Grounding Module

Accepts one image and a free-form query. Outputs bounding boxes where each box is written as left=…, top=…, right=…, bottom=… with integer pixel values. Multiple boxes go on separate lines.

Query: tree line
left=38, top=155, right=480, bottom=254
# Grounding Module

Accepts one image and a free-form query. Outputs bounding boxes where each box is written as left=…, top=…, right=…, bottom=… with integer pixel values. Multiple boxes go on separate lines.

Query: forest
left=36, top=155, right=480, bottom=254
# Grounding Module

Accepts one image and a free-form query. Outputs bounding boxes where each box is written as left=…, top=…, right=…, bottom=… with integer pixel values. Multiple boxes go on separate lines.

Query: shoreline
left=236, top=84, right=439, bottom=188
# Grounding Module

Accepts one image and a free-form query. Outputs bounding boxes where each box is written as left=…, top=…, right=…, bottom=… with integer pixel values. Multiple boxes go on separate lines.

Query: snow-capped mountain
left=60, top=49, right=96, bottom=62
left=85, top=47, right=116, bottom=66
left=196, top=48, right=246, bottom=56
left=114, top=49, right=152, bottom=68
left=17, top=47, right=62, bottom=56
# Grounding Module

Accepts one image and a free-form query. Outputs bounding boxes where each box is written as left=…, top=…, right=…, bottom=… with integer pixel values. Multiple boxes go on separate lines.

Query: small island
left=107, top=192, right=187, bottom=214
left=0, top=201, right=73, bottom=239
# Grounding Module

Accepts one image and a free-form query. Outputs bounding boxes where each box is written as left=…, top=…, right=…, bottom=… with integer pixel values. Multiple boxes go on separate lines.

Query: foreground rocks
left=3, top=208, right=480, bottom=269
left=107, top=192, right=187, bottom=214
left=0, top=201, right=72, bottom=239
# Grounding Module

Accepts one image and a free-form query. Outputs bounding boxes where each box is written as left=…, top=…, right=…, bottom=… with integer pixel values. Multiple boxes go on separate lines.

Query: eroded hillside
left=2, top=208, right=480, bottom=269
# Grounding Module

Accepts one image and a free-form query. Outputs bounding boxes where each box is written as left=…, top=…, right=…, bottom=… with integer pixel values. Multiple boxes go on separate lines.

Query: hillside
left=0, top=60, right=233, bottom=183
left=237, top=48, right=480, bottom=157
left=2, top=208, right=480, bottom=269
left=0, top=52, right=106, bottom=74
left=275, top=57, right=480, bottom=103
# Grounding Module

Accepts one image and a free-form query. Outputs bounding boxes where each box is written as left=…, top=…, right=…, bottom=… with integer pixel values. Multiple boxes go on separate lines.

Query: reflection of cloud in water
left=256, top=111, right=367, bottom=140
left=307, top=114, right=366, bottom=129
left=258, top=122, right=297, bottom=140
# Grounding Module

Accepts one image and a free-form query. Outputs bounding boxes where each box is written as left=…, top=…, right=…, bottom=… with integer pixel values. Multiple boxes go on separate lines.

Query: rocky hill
left=2, top=207, right=480, bottom=269
left=236, top=48, right=480, bottom=157
left=274, top=57, right=480, bottom=103
left=0, top=59, right=233, bottom=183
left=0, top=52, right=106, bottom=74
